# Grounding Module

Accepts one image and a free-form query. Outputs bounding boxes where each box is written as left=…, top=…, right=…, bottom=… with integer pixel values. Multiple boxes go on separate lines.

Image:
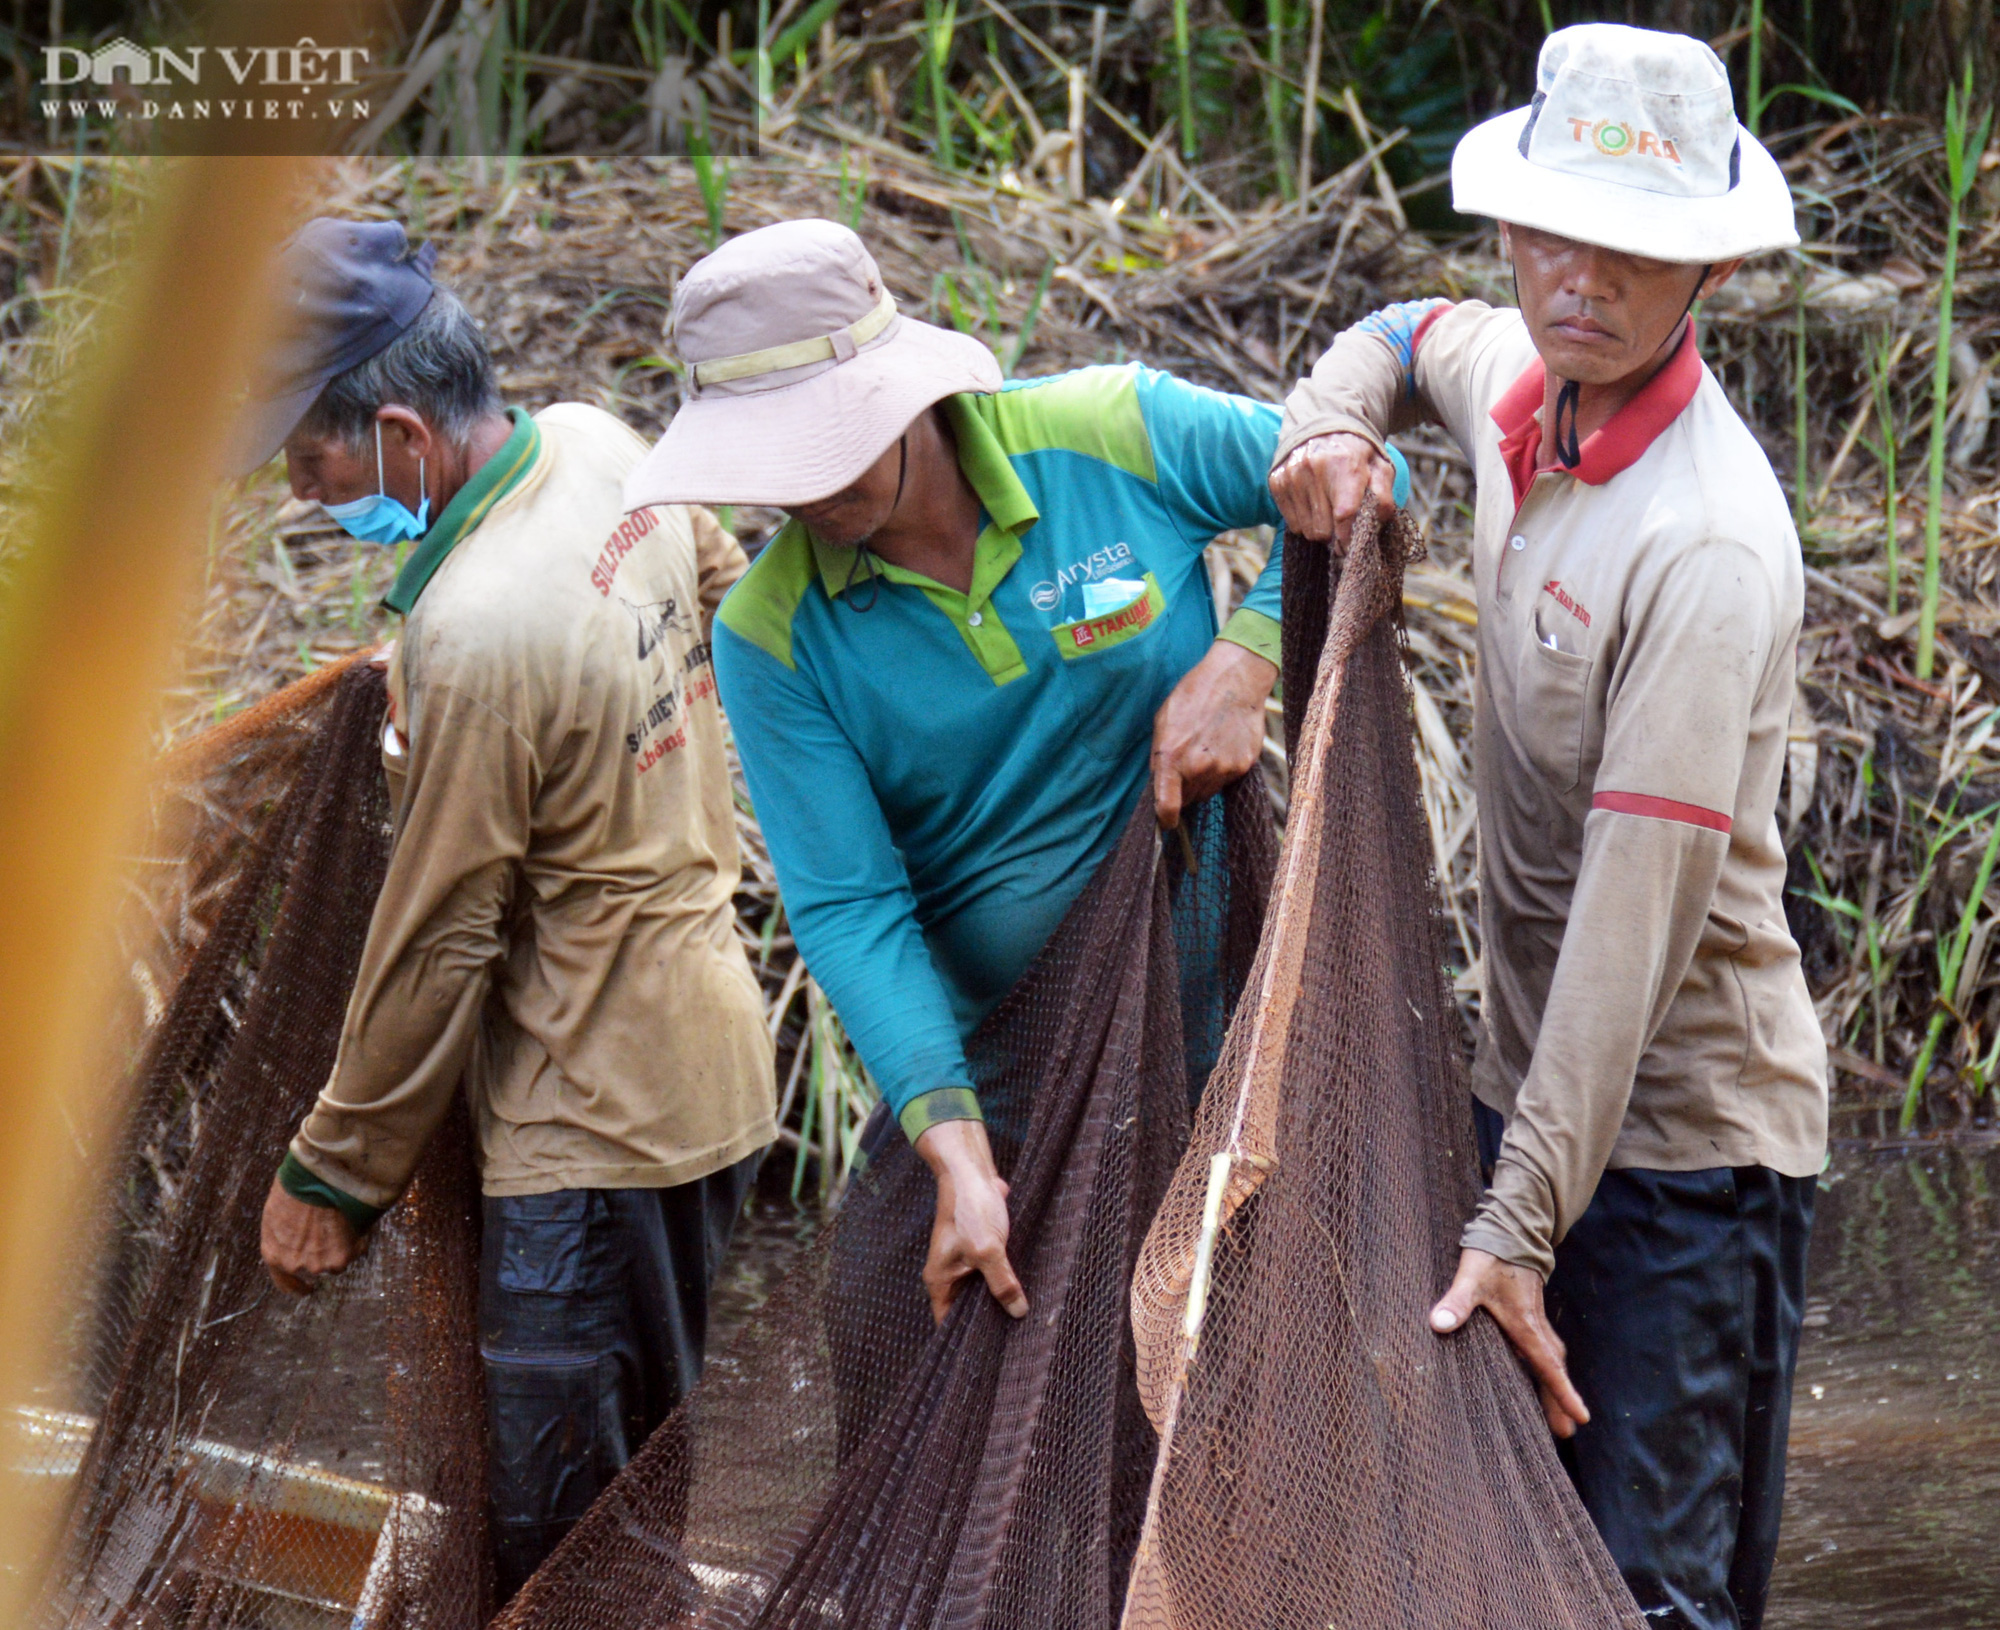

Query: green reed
left=924, top=0, right=959, bottom=170
left=1794, top=274, right=1811, bottom=537
left=1260, top=0, right=1300, bottom=200
left=1174, top=0, right=1196, bottom=159
left=1866, top=326, right=1902, bottom=616
left=1905, top=804, right=2000, bottom=1128
left=1917, top=70, right=1990, bottom=681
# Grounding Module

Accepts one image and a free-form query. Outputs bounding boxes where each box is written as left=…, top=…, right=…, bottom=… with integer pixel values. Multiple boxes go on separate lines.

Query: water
left=708, top=1192, right=816, bottom=1350
left=1767, top=1138, right=2000, bottom=1629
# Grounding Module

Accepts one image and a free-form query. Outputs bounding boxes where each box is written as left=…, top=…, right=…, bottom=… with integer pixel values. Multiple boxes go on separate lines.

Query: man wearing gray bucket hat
left=1271, top=24, right=1825, bottom=1629
left=631, top=218, right=1302, bottom=1329
left=243, top=217, right=777, bottom=1600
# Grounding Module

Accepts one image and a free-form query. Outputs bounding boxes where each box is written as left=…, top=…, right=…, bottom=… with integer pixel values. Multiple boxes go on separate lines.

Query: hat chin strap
left=1537, top=263, right=1710, bottom=471
left=838, top=432, right=910, bottom=614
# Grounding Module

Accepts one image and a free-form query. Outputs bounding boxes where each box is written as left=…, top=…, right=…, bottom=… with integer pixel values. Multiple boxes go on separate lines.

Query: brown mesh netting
left=31, top=658, right=490, bottom=1630
left=35, top=499, right=1644, bottom=1630
left=487, top=499, right=1640, bottom=1630
left=491, top=768, right=1277, bottom=1630
left=1124, top=501, right=1643, bottom=1629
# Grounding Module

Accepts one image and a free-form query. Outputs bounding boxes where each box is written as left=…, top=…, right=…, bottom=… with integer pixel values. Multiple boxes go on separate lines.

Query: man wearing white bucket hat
left=629, top=218, right=1314, bottom=1329
left=1272, top=24, right=1826, bottom=1630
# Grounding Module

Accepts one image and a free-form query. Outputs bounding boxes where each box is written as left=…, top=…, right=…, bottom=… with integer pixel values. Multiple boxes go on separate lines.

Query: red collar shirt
left=1278, top=300, right=1827, bottom=1277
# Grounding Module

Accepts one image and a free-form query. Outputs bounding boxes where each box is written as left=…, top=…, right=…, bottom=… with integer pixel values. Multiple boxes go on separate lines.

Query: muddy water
left=1767, top=1139, right=2000, bottom=1630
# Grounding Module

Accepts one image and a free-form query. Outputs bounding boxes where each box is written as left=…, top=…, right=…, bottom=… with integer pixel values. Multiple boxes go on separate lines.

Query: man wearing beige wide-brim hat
left=633, top=218, right=1298, bottom=1329
left=1272, top=23, right=1826, bottom=1630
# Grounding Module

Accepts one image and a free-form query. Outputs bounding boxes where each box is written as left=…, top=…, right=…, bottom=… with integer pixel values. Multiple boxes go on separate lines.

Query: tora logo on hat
left=1449, top=22, right=1800, bottom=263
left=1570, top=116, right=1682, bottom=165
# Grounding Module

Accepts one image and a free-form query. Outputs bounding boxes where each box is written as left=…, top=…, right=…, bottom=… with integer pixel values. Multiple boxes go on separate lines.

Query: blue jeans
left=1475, top=1102, right=1814, bottom=1630
left=478, top=1152, right=762, bottom=1601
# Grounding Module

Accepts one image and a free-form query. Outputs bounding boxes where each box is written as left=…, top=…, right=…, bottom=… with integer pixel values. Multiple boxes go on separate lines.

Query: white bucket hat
left=1451, top=23, right=1799, bottom=264
left=626, top=219, right=1003, bottom=509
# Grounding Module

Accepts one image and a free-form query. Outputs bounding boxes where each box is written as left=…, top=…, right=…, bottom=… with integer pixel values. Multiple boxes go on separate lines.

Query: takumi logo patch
left=1568, top=116, right=1681, bottom=165
left=1053, top=573, right=1166, bottom=660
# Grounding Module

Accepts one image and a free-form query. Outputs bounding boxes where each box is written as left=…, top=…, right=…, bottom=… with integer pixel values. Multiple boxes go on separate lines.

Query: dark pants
left=478, top=1152, right=762, bottom=1601
left=1475, top=1103, right=1815, bottom=1630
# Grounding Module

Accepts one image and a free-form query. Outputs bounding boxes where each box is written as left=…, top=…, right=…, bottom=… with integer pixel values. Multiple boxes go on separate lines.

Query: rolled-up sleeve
left=1465, top=540, right=1776, bottom=1276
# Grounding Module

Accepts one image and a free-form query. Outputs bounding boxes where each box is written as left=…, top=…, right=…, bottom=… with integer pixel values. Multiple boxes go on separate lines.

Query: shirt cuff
left=1217, top=607, right=1281, bottom=668
left=278, top=1149, right=388, bottom=1234
left=1273, top=411, right=1388, bottom=469
left=897, top=1086, right=984, bottom=1145
left=1458, top=1212, right=1554, bottom=1281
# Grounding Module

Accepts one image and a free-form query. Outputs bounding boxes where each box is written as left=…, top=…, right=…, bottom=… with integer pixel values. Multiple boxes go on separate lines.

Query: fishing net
left=28, top=655, right=491, bottom=1630
left=1123, top=500, right=1643, bottom=1629
left=30, top=498, right=1643, bottom=1630
left=489, top=500, right=1641, bottom=1630
left=491, top=766, right=1278, bottom=1630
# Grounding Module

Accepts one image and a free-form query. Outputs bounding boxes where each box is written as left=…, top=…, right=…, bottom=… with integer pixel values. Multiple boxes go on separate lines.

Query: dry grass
left=5, top=106, right=2000, bottom=1179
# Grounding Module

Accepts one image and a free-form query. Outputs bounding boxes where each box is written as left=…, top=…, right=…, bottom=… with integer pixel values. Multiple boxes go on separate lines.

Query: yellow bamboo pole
left=0, top=152, right=303, bottom=1614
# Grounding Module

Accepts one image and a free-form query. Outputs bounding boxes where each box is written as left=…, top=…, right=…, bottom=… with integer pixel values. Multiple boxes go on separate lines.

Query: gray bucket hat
left=625, top=219, right=1002, bottom=510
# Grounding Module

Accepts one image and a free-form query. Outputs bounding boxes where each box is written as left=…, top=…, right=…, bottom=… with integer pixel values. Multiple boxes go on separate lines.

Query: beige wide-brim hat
left=1452, top=22, right=1799, bottom=264
left=626, top=219, right=1002, bottom=510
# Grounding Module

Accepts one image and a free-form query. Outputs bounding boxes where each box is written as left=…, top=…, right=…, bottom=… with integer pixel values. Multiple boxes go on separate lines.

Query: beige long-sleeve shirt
left=289, top=403, right=776, bottom=1214
left=1279, top=300, right=1827, bottom=1277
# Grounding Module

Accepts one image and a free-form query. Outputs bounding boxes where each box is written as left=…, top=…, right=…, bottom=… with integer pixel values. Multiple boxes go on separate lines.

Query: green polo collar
left=384, top=407, right=541, bottom=615
left=811, top=392, right=1040, bottom=606
left=784, top=396, right=1037, bottom=686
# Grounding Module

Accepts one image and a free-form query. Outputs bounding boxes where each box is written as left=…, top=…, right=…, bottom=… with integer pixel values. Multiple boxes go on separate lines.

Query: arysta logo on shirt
left=1029, top=541, right=1136, bottom=613
left=591, top=507, right=662, bottom=595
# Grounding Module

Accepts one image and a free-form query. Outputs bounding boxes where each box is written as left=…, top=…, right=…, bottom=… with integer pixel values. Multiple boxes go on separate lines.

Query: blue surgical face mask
left=324, top=420, right=430, bottom=544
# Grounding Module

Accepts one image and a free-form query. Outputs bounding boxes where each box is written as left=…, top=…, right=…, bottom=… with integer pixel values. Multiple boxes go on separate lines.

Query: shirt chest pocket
left=1049, top=572, right=1167, bottom=664
left=1515, top=633, right=1592, bottom=794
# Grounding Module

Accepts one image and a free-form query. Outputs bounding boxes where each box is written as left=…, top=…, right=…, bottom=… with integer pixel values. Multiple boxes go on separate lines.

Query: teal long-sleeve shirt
left=712, top=364, right=1284, bottom=1140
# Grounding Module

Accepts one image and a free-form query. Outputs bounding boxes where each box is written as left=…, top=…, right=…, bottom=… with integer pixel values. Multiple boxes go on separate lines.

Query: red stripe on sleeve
left=1591, top=790, right=1732, bottom=834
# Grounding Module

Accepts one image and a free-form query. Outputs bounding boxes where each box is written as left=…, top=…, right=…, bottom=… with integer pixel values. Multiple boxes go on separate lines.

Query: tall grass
left=923, top=0, right=958, bottom=171
left=790, top=979, right=879, bottom=1206
left=1793, top=275, right=1810, bottom=537
left=1747, top=0, right=1765, bottom=135
left=1264, top=0, right=1294, bottom=200
left=1916, top=70, right=1989, bottom=681
left=690, top=114, right=729, bottom=247
left=1173, top=0, right=1197, bottom=160
left=1866, top=325, right=1903, bottom=615
left=1904, top=804, right=2000, bottom=1128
